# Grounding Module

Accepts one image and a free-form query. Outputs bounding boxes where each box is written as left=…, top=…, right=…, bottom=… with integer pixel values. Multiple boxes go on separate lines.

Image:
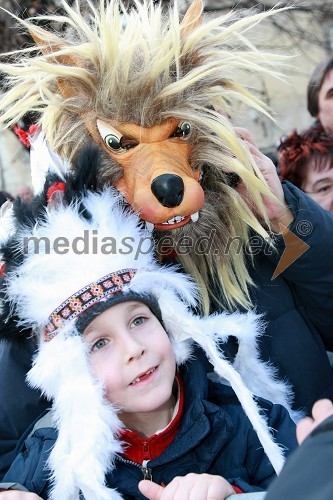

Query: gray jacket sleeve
left=265, top=415, right=333, bottom=500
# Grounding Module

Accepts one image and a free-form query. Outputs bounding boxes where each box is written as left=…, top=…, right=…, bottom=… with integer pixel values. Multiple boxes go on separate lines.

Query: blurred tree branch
left=1, top=1, right=332, bottom=53
left=198, top=0, right=333, bottom=53
left=0, top=0, right=74, bottom=53
left=0, top=0, right=332, bottom=95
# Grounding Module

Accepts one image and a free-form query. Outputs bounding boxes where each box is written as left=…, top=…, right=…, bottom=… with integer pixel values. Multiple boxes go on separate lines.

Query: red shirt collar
left=119, top=373, right=184, bottom=464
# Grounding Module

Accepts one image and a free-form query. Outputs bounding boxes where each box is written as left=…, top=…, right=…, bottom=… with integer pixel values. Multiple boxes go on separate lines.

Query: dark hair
left=307, top=55, right=333, bottom=117
left=278, top=124, right=333, bottom=189
left=0, top=190, right=14, bottom=207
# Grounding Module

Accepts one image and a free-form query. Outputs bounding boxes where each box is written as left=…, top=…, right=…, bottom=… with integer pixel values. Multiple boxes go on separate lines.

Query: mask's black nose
left=151, top=174, right=184, bottom=208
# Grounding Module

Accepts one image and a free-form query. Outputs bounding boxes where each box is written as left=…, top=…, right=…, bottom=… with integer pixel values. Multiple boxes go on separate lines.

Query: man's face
left=83, top=301, right=176, bottom=426
left=317, top=69, right=333, bottom=131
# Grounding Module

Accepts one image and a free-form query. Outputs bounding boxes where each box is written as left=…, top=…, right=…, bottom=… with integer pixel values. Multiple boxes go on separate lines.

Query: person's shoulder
left=28, top=410, right=55, bottom=434
left=207, top=379, right=292, bottom=422
left=207, top=379, right=297, bottom=455
left=3, top=410, right=56, bottom=491
left=282, top=179, right=332, bottom=217
left=206, top=379, right=252, bottom=427
left=208, top=379, right=242, bottom=406
left=16, top=409, right=56, bottom=452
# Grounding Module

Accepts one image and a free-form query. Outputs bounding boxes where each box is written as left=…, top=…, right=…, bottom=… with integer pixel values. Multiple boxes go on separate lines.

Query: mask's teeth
left=162, top=215, right=186, bottom=225
left=191, top=211, right=199, bottom=222
left=145, top=222, right=154, bottom=231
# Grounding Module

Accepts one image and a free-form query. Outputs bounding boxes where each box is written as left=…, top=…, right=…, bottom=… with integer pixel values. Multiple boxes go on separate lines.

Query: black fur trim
left=0, top=143, right=109, bottom=343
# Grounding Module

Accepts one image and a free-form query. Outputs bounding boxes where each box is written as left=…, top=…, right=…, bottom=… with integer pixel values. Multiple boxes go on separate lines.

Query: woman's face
left=302, top=162, right=333, bottom=212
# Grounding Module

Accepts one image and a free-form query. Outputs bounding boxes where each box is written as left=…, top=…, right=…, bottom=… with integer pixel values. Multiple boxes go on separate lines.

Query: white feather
left=28, top=330, right=123, bottom=500
left=159, top=294, right=288, bottom=474
left=0, top=201, right=15, bottom=245
left=30, top=131, right=69, bottom=194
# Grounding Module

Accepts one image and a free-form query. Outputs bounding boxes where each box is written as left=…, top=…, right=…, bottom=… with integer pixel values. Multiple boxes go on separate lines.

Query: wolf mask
left=0, top=0, right=286, bottom=312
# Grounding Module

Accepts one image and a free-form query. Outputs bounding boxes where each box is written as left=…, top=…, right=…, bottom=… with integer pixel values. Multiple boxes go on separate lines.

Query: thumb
left=139, top=480, right=164, bottom=499
left=296, top=417, right=313, bottom=445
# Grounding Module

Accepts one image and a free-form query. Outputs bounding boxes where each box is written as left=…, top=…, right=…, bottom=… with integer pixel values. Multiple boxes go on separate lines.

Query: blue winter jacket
left=0, top=181, right=332, bottom=478
left=197, top=182, right=333, bottom=412
left=2, top=357, right=297, bottom=499
left=247, top=182, right=333, bottom=411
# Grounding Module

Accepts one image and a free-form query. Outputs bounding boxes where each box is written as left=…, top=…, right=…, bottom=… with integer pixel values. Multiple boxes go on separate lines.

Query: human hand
left=296, top=399, right=333, bottom=445
left=234, top=127, right=293, bottom=232
left=0, top=492, right=42, bottom=499
left=139, top=473, right=234, bottom=499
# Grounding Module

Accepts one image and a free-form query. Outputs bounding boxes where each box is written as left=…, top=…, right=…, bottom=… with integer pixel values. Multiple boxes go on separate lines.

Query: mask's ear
left=29, top=27, right=85, bottom=99
left=180, top=0, right=203, bottom=38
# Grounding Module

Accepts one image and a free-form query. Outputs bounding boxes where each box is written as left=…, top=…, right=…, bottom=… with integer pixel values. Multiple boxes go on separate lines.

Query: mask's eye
left=120, top=137, right=139, bottom=151
left=96, top=119, right=139, bottom=155
left=104, top=135, right=139, bottom=154
left=169, top=122, right=192, bottom=140
left=105, top=134, right=124, bottom=152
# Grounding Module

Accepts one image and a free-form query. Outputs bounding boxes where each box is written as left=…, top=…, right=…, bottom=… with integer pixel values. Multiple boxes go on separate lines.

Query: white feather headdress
left=0, top=184, right=294, bottom=499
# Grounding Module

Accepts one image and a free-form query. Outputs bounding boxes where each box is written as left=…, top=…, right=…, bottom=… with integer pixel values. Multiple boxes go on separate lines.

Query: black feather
left=0, top=143, right=107, bottom=343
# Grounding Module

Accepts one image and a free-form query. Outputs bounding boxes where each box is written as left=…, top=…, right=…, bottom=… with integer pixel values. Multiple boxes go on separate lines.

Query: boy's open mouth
left=130, top=366, right=158, bottom=385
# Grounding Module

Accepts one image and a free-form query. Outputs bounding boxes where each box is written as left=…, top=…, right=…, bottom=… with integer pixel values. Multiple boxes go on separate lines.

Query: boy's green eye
left=91, top=338, right=109, bottom=351
left=131, top=316, right=145, bottom=328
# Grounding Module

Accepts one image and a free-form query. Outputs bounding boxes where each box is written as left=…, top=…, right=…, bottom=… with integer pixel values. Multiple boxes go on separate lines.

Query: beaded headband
left=43, top=268, right=137, bottom=341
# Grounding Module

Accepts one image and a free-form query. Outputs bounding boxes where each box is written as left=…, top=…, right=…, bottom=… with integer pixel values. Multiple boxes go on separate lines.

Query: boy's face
left=83, top=301, right=176, bottom=421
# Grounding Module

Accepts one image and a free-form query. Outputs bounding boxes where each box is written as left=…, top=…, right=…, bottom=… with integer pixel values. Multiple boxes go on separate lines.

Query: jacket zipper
left=142, top=460, right=152, bottom=480
left=116, top=455, right=153, bottom=481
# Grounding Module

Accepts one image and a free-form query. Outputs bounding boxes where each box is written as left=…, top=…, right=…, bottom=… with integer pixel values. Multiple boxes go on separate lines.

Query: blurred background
left=0, top=0, right=332, bottom=194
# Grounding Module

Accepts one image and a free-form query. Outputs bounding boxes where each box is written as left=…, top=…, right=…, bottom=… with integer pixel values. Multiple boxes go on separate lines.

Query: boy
left=0, top=172, right=297, bottom=499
